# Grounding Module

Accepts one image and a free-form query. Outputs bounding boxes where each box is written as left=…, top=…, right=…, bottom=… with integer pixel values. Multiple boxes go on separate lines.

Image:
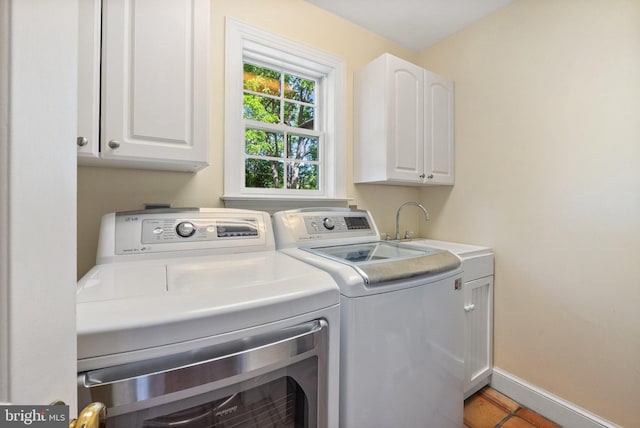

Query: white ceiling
left=306, top=0, right=514, bottom=52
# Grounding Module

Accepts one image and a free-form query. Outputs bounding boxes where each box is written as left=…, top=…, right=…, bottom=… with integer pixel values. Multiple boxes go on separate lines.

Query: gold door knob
left=69, top=402, right=106, bottom=428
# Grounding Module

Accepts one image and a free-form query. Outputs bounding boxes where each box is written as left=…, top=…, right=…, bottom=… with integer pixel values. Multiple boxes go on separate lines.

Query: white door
left=0, top=0, right=78, bottom=416
left=424, top=70, right=455, bottom=184
left=386, top=55, right=425, bottom=182
left=463, top=276, right=494, bottom=396
left=77, top=0, right=101, bottom=159
left=100, top=0, right=209, bottom=170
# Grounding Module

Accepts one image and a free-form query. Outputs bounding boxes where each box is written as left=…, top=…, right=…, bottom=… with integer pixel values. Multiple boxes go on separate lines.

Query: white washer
left=273, top=208, right=465, bottom=428
left=77, top=208, right=340, bottom=428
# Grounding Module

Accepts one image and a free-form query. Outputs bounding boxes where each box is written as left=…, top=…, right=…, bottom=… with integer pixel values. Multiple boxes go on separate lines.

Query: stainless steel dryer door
left=78, top=320, right=328, bottom=428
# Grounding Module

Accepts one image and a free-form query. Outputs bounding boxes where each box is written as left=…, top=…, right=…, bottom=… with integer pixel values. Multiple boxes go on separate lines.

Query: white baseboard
left=490, top=367, right=621, bottom=428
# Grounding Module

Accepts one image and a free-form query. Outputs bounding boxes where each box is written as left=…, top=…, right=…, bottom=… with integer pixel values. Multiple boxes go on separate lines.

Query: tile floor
left=464, top=387, right=562, bottom=428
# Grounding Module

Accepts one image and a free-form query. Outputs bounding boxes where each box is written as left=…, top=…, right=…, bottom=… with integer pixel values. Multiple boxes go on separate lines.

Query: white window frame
left=223, top=18, right=347, bottom=208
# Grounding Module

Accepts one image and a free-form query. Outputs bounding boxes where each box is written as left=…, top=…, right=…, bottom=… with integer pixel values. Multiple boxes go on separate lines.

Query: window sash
left=242, top=121, right=324, bottom=193
left=242, top=70, right=320, bottom=130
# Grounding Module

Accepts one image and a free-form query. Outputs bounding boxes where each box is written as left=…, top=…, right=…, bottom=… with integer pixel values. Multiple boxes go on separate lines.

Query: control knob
left=322, top=217, right=335, bottom=230
left=176, top=221, right=196, bottom=238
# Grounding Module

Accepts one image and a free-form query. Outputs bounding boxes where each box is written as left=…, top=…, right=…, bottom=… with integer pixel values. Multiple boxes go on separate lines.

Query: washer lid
left=77, top=251, right=339, bottom=359
left=305, top=241, right=461, bottom=285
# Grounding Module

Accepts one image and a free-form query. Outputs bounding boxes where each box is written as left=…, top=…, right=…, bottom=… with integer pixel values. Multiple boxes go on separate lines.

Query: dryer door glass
left=141, top=377, right=305, bottom=428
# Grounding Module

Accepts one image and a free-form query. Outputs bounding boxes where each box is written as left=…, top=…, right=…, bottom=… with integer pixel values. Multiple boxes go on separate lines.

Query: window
left=224, top=18, right=346, bottom=205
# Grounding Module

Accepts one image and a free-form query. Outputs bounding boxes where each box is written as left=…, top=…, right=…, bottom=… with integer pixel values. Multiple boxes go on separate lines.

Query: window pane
left=245, top=128, right=283, bottom=157
left=243, top=64, right=280, bottom=96
left=284, top=74, right=315, bottom=103
left=284, top=102, right=314, bottom=128
left=287, top=134, right=318, bottom=161
left=243, top=94, right=280, bottom=124
left=245, top=159, right=284, bottom=189
left=287, top=162, right=319, bottom=190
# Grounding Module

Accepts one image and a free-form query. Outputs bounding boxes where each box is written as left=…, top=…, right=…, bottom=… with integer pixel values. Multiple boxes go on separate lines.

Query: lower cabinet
left=464, top=275, right=494, bottom=398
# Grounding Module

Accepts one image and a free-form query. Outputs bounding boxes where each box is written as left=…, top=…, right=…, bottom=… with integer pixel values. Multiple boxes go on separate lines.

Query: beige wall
left=418, top=0, right=640, bottom=425
left=77, top=0, right=425, bottom=277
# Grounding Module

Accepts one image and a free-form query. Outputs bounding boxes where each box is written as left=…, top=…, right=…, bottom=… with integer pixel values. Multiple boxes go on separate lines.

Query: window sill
left=221, top=195, right=353, bottom=214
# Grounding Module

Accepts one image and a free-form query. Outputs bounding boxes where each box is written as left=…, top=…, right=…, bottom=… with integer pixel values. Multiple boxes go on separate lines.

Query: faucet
left=395, top=202, right=430, bottom=240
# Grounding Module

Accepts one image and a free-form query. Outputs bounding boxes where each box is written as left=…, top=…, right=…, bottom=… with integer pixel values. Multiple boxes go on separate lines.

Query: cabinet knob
left=77, top=136, right=88, bottom=147
left=464, top=304, right=476, bottom=312
left=419, top=173, right=426, bottom=179
left=108, top=140, right=121, bottom=149
left=427, top=174, right=434, bottom=180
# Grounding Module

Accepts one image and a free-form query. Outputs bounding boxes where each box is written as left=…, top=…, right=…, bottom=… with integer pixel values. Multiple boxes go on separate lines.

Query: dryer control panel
left=96, top=208, right=274, bottom=264
left=140, top=217, right=258, bottom=243
left=273, top=208, right=379, bottom=248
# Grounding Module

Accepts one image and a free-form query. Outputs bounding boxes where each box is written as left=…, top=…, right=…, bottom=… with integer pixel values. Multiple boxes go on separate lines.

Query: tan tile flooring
left=464, top=387, right=562, bottom=428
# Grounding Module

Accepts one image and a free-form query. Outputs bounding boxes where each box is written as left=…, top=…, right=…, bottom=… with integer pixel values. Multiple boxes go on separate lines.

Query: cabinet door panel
left=131, top=1, right=188, bottom=141
left=425, top=71, right=454, bottom=184
left=77, top=0, right=101, bottom=159
left=101, top=0, right=208, bottom=169
left=387, top=58, right=424, bottom=182
left=464, top=276, right=493, bottom=396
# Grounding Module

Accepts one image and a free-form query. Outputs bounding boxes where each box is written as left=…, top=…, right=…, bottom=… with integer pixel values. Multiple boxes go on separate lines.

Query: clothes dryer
left=77, top=208, right=340, bottom=428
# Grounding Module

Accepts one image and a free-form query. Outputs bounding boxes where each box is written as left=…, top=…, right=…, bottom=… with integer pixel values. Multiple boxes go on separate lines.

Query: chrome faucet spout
left=395, top=202, right=430, bottom=240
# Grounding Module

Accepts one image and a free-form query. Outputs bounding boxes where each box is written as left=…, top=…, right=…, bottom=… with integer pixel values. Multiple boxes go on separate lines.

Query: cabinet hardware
left=107, top=140, right=120, bottom=149
left=77, top=136, right=88, bottom=147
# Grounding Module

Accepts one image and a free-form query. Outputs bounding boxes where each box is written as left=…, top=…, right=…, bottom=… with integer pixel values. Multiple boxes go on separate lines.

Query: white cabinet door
left=385, top=55, right=425, bottom=183
left=77, top=0, right=101, bottom=159
left=463, top=276, right=493, bottom=397
left=424, top=71, right=455, bottom=184
left=79, top=0, right=209, bottom=171
left=354, top=53, right=424, bottom=184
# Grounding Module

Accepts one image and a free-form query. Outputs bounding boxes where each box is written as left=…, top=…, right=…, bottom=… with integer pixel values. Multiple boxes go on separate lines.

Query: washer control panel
left=273, top=208, right=379, bottom=248
left=303, top=215, right=371, bottom=234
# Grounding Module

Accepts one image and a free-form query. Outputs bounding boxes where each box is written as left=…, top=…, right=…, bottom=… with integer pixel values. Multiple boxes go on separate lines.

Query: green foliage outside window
left=243, top=63, right=319, bottom=190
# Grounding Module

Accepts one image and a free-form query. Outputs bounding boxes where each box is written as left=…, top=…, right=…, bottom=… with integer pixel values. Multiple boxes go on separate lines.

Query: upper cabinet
left=354, top=53, right=454, bottom=185
left=77, top=0, right=210, bottom=171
